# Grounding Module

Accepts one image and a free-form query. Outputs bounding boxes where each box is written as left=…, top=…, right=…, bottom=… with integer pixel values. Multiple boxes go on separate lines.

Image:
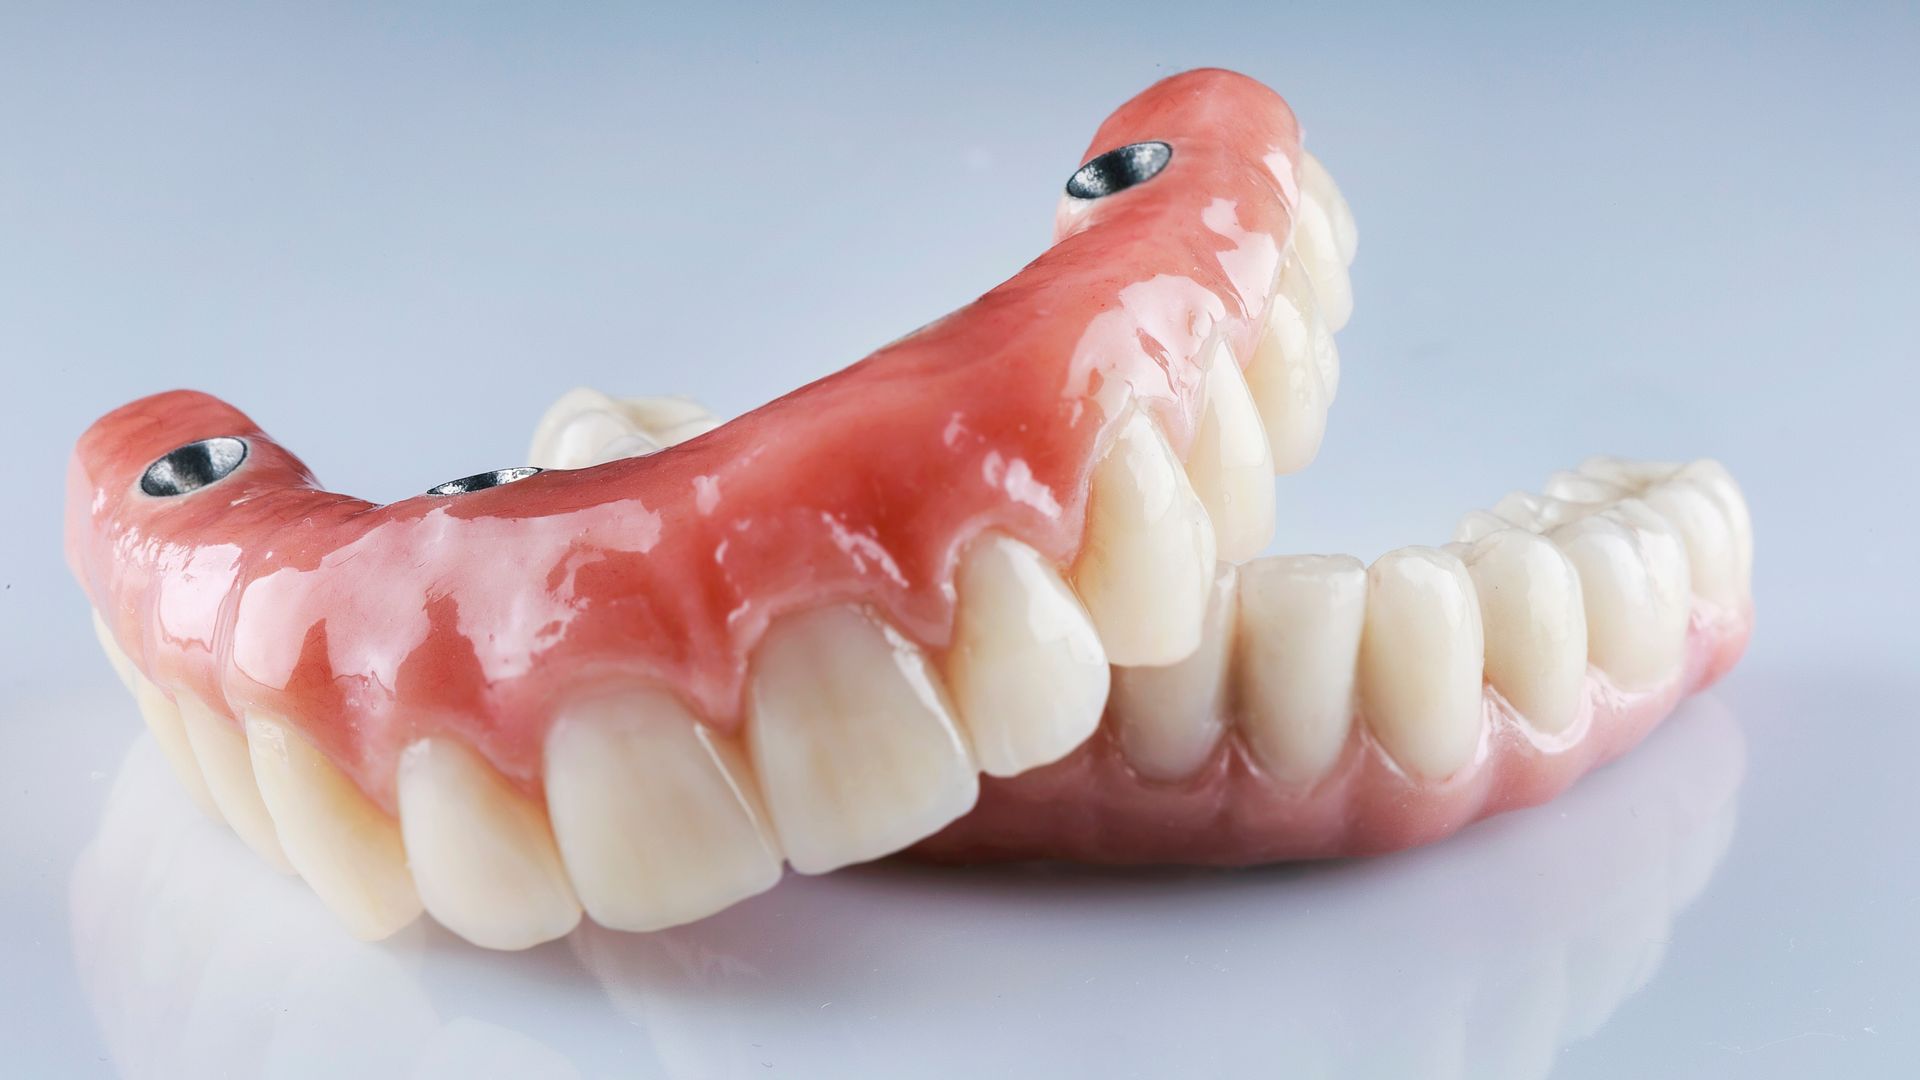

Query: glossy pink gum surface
left=917, top=606, right=1753, bottom=864
left=65, top=70, right=1302, bottom=814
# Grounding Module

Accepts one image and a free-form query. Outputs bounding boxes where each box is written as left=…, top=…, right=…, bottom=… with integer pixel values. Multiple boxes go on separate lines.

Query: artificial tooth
left=1462, top=530, right=1589, bottom=735
left=1111, top=564, right=1237, bottom=781
left=1549, top=501, right=1692, bottom=690
left=1542, top=469, right=1626, bottom=504
left=539, top=407, right=639, bottom=470
left=1491, top=491, right=1587, bottom=532
left=1185, top=338, right=1277, bottom=562
left=176, top=695, right=294, bottom=871
left=1235, top=554, right=1367, bottom=785
left=90, top=610, right=137, bottom=692
left=1071, top=409, right=1217, bottom=667
left=396, top=737, right=581, bottom=950
left=1296, top=151, right=1358, bottom=266
left=746, top=605, right=979, bottom=874
left=1671, top=459, right=1753, bottom=602
left=1290, top=190, right=1354, bottom=332
left=527, top=387, right=623, bottom=467
left=130, top=675, right=222, bottom=820
left=1452, top=510, right=1513, bottom=544
left=546, top=689, right=782, bottom=932
left=945, top=532, right=1110, bottom=777
left=1358, top=548, right=1486, bottom=779
left=1640, top=476, right=1743, bottom=609
left=1576, top=455, right=1680, bottom=490
left=245, top=713, right=422, bottom=940
left=618, top=396, right=723, bottom=446
left=588, top=430, right=664, bottom=466
left=1245, top=257, right=1338, bottom=474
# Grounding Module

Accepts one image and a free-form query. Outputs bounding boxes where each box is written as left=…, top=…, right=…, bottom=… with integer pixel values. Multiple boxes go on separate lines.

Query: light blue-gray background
left=2, top=2, right=1915, bottom=1076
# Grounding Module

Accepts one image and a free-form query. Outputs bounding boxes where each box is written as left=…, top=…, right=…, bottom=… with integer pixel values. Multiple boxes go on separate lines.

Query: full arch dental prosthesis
left=67, top=69, right=1752, bottom=950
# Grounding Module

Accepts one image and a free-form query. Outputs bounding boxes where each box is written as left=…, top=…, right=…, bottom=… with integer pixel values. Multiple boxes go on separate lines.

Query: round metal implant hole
left=139, top=437, right=249, bottom=497
left=1065, top=141, right=1172, bottom=200
left=426, top=466, right=543, bottom=497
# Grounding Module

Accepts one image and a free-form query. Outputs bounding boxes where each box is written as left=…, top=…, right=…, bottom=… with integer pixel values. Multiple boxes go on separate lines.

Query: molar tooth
left=1542, top=469, right=1626, bottom=504
left=945, top=532, right=1110, bottom=777
left=746, top=605, right=979, bottom=874
left=90, top=610, right=137, bottom=692
left=1235, top=555, right=1366, bottom=785
left=1291, top=192, right=1354, bottom=332
left=177, top=695, right=294, bottom=871
left=1246, top=257, right=1338, bottom=473
left=1452, top=510, right=1514, bottom=544
left=397, top=737, right=581, bottom=950
left=131, top=675, right=222, bottom=819
left=1297, top=151, right=1358, bottom=266
left=1111, top=564, right=1237, bottom=781
left=245, top=713, right=422, bottom=940
left=546, top=689, right=782, bottom=932
left=1576, top=455, right=1681, bottom=491
left=1491, top=491, right=1588, bottom=532
left=1358, top=548, right=1486, bottom=779
left=1463, top=530, right=1589, bottom=735
left=538, top=407, right=639, bottom=470
left=1071, top=410, right=1217, bottom=667
left=617, top=396, right=723, bottom=446
left=1185, top=339, right=1277, bottom=562
left=1550, top=500, right=1692, bottom=690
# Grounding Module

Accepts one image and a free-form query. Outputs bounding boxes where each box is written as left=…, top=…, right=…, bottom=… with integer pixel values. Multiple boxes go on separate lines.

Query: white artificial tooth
left=1185, top=338, right=1277, bottom=562
left=1550, top=500, right=1692, bottom=690
left=1245, top=257, right=1338, bottom=474
left=1640, top=475, right=1744, bottom=609
left=130, top=675, right=222, bottom=820
left=90, top=610, right=137, bottom=692
left=588, top=430, right=664, bottom=466
left=540, top=408, right=640, bottom=470
left=546, top=689, right=782, bottom=932
left=1235, top=555, right=1367, bottom=785
left=396, top=737, right=581, bottom=950
left=245, top=713, right=422, bottom=940
left=617, top=396, right=723, bottom=446
left=1297, top=151, right=1357, bottom=265
left=1576, top=455, right=1681, bottom=491
left=746, top=605, right=979, bottom=874
left=1542, top=469, right=1627, bottom=504
left=1358, top=547, right=1486, bottom=780
left=1071, top=410, right=1217, bottom=667
left=176, top=695, right=294, bottom=871
left=1452, top=510, right=1514, bottom=544
left=1463, top=530, right=1589, bottom=735
left=1111, top=564, right=1237, bottom=781
left=1290, top=192, right=1354, bottom=332
left=1491, top=490, right=1589, bottom=532
left=945, top=532, right=1110, bottom=777
left=1672, top=459, right=1754, bottom=602
left=527, top=387, right=622, bottom=466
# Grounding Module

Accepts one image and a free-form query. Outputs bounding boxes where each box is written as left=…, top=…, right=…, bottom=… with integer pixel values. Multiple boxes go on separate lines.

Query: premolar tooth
left=618, top=396, right=722, bottom=446
left=1491, top=491, right=1587, bottom=532
left=1463, top=530, right=1588, bottom=735
left=1550, top=500, right=1692, bottom=690
left=546, top=689, right=782, bottom=932
left=1297, top=151, right=1357, bottom=266
left=945, top=532, right=1110, bottom=777
left=245, top=713, right=422, bottom=940
left=131, top=675, right=222, bottom=819
left=1111, top=564, right=1237, bottom=781
left=397, top=737, right=581, bottom=950
left=1358, top=547, right=1486, bottom=779
left=1577, top=455, right=1681, bottom=490
left=1245, top=257, right=1338, bottom=474
left=1453, top=510, right=1514, bottom=544
left=1290, top=191, right=1354, bottom=332
left=1235, top=555, right=1366, bottom=785
left=1542, top=469, right=1626, bottom=504
left=1186, top=339, right=1277, bottom=562
left=540, top=407, right=639, bottom=470
left=746, top=605, right=979, bottom=874
left=177, top=695, right=294, bottom=871
left=1673, top=459, right=1753, bottom=603
left=1071, top=410, right=1217, bottom=667
left=1640, top=475, right=1743, bottom=609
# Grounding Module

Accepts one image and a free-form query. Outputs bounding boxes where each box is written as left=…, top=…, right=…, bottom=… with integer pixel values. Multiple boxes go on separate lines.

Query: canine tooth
left=1235, top=555, right=1366, bottom=785
left=1463, top=530, right=1588, bottom=735
left=1290, top=192, right=1353, bottom=332
left=546, top=689, right=782, bottom=932
left=1358, top=548, right=1485, bottom=779
left=1452, top=510, right=1513, bottom=544
left=130, top=675, right=222, bottom=819
left=90, top=610, right=137, bottom=692
left=177, top=695, right=294, bottom=871
left=1071, top=410, right=1217, bottom=666
left=245, top=713, right=422, bottom=940
left=1550, top=501, right=1692, bottom=690
left=396, top=737, right=581, bottom=949
left=1246, top=257, right=1338, bottom=473
left=945, top=532, right=1110, bottom=777
left=1111, top=564, right=1237, bottom=781
left=1186, top=339, right=1277, bottom=562
left=1297, top=151, right=1357, bottom=266
left=746, top=605, right=979, bottom=874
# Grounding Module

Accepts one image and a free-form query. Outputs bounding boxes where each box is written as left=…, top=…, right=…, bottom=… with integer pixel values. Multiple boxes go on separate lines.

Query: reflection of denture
left=65, top=68, right=1753, bottom=951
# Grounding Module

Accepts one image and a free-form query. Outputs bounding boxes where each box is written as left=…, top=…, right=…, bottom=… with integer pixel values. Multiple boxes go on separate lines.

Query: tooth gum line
left=65, top=69, right=1304, bottom=811
left=913, top=601, right=1751, bottom=864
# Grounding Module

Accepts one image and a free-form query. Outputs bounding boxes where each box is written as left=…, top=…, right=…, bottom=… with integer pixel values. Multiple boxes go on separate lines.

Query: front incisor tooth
left=177, top=695, right=294, bottom=871
left=245, top=713, right=422, bottom=940
left=1245, top=257, right=1338, bottom=474
left=1463, top=530, right=1589, bottom=735
left=546, top=690, right=782, bottom=932
left=945, top=532, right=1110, bottom=777
left=1358, top=548, right=1486, bottom=780
left=396, top=737, right=581, bottom=950
left=1235, top=555, right=1366, bottom=785
left=1550, top=500, right=1692, bottom=690
left=1111, top=564, right=1238, bottom=781
left=747, top=605, right=979, bottom=874
left=131, top=675, right=222, bottom=819
left=1296, top=151, right=1357, bottom=266
left=1071, top=410, right=1217, bottom=667
left=1186, top=339, right=1277, bottom=562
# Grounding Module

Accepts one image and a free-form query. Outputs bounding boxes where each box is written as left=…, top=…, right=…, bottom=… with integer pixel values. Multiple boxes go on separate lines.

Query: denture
left=67, top=68, right=1753, bottom=950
